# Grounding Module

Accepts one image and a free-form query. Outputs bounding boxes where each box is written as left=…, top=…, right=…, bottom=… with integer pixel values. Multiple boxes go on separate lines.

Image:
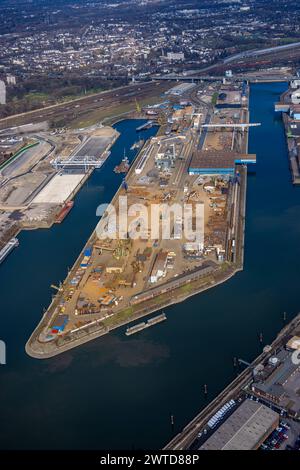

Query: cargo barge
left=136, top=120, right=154, bottom=132
left=55, top=201, right=74, bottom=223
left=114, top=156, right=130, bottom=174
left=125, top=312, right=167, bottom=336
left=0, top=237, right=19, bottom=265
left=130, top=139, right=144, bottom=150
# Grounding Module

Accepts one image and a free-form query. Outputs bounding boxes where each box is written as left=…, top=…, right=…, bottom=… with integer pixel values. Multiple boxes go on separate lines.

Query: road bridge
left=153, top=75, right=296, bottom=83
left=202, top=123, right=261, bottom=129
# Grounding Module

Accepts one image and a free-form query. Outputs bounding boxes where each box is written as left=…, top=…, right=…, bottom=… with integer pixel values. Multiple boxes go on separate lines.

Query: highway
left=150, top=42, right=300, bottom=84
left=223, top=41, right=300, bottom=64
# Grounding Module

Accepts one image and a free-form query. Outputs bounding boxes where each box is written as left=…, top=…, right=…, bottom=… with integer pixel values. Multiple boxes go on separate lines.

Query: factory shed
left=189, top=150, right=256, bottom=175
left=251, top=349, right=300, bottom=415
left=150, top=251, right=168, bottom=283
left=290, top=105, right=300, bottom=120
left=286, top=335, right=300, bottom=350
left=200, top=399, right=279, bottom=450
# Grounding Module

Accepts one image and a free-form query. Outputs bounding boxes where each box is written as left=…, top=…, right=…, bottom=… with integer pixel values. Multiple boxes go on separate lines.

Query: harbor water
left=0, top=83, right=298, bottom=450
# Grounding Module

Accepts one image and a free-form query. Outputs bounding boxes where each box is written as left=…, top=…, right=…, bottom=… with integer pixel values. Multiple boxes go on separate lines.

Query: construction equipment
left=50, top=283, right=63, bottom=292
left=94, top=244, right=114, bottom=253
left=158, top=113, right=167, bottom=126
left=113, top=240, right=129, bottom=260
left=135, top=98, right=141, bottom=113
left=131, top=260, right=141, bottom=273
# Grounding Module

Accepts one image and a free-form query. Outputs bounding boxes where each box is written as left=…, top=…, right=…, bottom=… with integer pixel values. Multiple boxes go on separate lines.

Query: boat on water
left=114, top=150, right=130, bottom=174
left=130, top=139, right=144, bottom=150
left=0, top=237, right=19, bottom=265
left=136, top=120, right=154, bottom=132
left=55, top=200, right=74, bottom=223
left=125, top=312, right=167, bottom=336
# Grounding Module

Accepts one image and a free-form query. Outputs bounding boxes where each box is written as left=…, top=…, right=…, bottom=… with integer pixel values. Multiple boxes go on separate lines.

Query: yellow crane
left=50, top=283, right=63, bottom=292
left=135, top=98, right=141, bottom=113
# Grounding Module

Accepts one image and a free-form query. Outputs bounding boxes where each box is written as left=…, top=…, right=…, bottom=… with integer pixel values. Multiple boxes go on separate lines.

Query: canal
left=0, top=83, right=297, bottom=450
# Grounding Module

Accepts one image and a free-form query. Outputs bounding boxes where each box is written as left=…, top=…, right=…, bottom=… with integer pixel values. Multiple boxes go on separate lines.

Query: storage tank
left=268, top=356, right=280, bottom=367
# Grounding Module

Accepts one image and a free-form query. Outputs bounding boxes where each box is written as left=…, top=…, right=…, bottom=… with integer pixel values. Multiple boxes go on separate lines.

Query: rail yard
left=24, top=78, right=257, bottom=358
left=0, top=81, right=170, bottom=131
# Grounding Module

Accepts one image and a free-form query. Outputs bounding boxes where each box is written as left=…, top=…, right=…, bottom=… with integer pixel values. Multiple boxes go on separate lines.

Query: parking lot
left=260, top=419, right=300, bottom=451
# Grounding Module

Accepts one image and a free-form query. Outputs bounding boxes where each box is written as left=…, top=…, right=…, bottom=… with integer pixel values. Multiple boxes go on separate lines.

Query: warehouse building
left=188, top=150, right=256, bottom=175
left=150, top=251, right=168, bottom=283
left=200, top=399, right=279, bottom=450
left=165, top=82, right=196, bottom=96
left=290, top=105, right=300, bottom=121
left=0, top=80, right=6, bottom=105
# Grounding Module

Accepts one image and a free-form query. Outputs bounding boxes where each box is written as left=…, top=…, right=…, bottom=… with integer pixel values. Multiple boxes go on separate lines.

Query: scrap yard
left=24, top=78, right=257, bottom=358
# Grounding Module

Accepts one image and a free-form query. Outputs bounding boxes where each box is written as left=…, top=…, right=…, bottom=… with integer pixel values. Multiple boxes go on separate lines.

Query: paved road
left=2, top=144, right=41, bottom=177
left=198, top=112, right=212, bottom=150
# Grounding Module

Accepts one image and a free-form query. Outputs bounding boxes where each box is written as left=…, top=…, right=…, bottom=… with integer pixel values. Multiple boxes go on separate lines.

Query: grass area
left=103, top=306, right=134, bottom=327
left=278, top=37, right=300, bottom=45
left=71, top=103, right=133, bottom=129
left=180, top=283, right=193, bottom=294
left=24, top=92, right=49, bottom=102
left=99, top=268, right=233, bottom=331
left=219, top=261, right=231, bottom=272
left=211, top=92, right=218, bottom=106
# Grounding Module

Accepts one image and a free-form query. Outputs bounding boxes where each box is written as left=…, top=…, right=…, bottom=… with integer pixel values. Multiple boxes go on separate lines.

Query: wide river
left=0, top=82, right=297, bottom=450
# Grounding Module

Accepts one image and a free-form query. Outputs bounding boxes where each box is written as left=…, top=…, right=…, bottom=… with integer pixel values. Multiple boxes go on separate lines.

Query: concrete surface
left=32, top=172, right=85, bottom=204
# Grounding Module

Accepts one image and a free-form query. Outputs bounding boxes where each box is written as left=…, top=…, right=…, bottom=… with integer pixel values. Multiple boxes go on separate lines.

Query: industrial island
left=23, top=78, right=258, bottom=359
left=0, top=81, right=169, bottom=262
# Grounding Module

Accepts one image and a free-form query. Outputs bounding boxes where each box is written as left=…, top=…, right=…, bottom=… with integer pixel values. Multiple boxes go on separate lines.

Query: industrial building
left=0, top=80, right=6, bottom=105
left=150, top=251, right=168, bottom=283
left=200, top=399, right=279, bottom=450
left=154, top=139, right=183, bottom=171
left=188, top=150, right=256, bottom=175
left=251, top=349, right=300, bottom=417
left=291, top=79, right=300, bottom=89
left=290, top=105, right=300, bottom=121
left=165, top=82, right=196, bottom=96
left=166, top=52, right=185, bottom=61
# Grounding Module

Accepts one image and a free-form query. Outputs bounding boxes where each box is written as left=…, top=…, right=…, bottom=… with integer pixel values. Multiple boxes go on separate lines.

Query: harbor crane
left=135, top=98, right=141, bottom=113
left=51, top=155, right=104, bottom=172
left=50, top=283, right=63, bottom=292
